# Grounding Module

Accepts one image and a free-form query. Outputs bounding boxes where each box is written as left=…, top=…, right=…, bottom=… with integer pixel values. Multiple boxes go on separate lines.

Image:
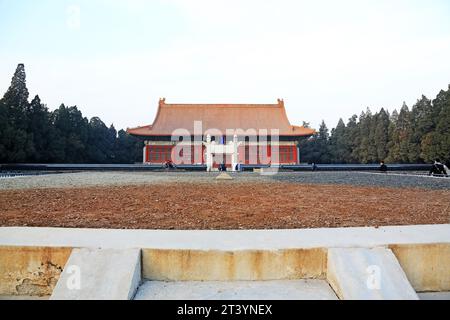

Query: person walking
left=379, top=161, right=388, bottom=173
left=429, top=159, right=448, bottom=176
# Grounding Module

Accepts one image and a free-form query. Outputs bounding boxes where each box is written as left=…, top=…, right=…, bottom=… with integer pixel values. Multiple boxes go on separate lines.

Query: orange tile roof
left=127, top=98, right=316, bottom=137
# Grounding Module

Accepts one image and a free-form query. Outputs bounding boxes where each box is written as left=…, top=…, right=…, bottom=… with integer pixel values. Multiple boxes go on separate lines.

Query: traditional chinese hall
left=127, top=98, right=314, bottom=168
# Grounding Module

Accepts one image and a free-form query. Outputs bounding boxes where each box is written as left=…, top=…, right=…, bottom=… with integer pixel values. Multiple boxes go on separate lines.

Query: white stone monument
left=204, top=134, right=242, bottom=172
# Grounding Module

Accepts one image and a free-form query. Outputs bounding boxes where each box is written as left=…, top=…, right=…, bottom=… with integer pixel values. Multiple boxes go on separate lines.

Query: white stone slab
left=134, top=280, right=338, bottom=300
left=418, top=292, right=450, bottom=300
left=327, top=247, right=419, bottom=300
left=0, top=224, right=449, bottom=251
left=0, top=295, right=49, bottom=300
left=50, top=248, right=141, bottom=300
left=215, top=173, right=233, bottom=180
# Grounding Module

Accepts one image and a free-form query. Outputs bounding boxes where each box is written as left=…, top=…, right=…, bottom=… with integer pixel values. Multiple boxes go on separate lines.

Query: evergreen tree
left=421, top=86, right=450, bottom=163
left=388, top=103, right=413, bottom=163
left=108, top=125, right=118, bottom=162
left=0, top=64, right=31, bottom=162
left=51, top=104, right=89, bottom=163
left=386, top=109, right=399, bottom=162
left=433, top=85, right=450, bottom=164
left=345, top=114, right=359, bottom=163
left=356, top=109, right=376, bottom=163
left=113, top=129, right=143, bottom=164
left=2, top=64, right=29, bottom=110
left=410, top=96, right=433, bottom=162
left=86, top=117, right=117, bottom=163
left=315, top=121, right=331, bottom=163
left=374, top=108, right=390, bottom=162
left=27, top=95, right=52, bottom=162
left=420, top=132, right=441, bottom=163
left=329, top=118, right=350, bottom=163
left=0, top=100, right=8, bottom=162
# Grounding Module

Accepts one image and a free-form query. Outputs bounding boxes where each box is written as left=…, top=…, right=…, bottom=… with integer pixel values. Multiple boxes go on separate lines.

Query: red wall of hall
left=144, top=144, right=298, bottom=165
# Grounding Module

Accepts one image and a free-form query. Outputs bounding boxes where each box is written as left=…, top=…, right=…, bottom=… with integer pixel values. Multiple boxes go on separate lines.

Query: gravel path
left=0, top=171, right=263, bottom=190
left=0, top=171, right=449, bottom=190
left=268, top=171, right=450, bottom=190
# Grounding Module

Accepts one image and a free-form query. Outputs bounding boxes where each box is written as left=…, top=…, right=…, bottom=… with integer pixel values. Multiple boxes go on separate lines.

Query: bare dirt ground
left=0, top=182, right=449, bottom=230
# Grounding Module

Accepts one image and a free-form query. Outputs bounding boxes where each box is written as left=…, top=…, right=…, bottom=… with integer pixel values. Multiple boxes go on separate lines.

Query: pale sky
left=1, top=0, right=450, bottom=131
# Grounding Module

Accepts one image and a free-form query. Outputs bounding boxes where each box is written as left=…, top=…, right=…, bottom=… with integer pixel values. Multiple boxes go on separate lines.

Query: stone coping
left=0, top=224, right=449, bottom=250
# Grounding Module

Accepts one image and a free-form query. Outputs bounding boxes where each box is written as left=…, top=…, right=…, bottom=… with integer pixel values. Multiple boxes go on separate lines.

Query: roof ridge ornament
left=159, top=98, right=166, bottom=106
left=277, top=98, right=284, bottom=107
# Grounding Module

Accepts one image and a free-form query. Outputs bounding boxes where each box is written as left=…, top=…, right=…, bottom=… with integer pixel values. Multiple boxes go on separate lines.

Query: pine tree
left=316, top=120, right=331, bottom=163
left=433, top=85, right=450, bottom=164
left=297, top=121, right=331, bottom=164
left=86, top=117, right=117, bottom=163
left=114, top=130, right=143, bottom=163
left=345, top=114, right=359, bottom=163
left=329, top=118, right=350, bottom=163
left=108, top=125, right=118, bottom=162
left=27, top=95, right=52, bottom=162
left=410, top=95, right=433, bottom=162
left=374, top=108, right=390, bottom=162
left=421, top=86, right=450, bottom=164
left=356, top=109, right=377, bottom=163
left=0, top=100, right=8, bottom=162
left=2, top=64, right=29, bottom=110
left=386, top=109, right=399, bottom=162
left=420, top=132, right=441, bottom=163
left=50, top=104, right=89, bottom=163
left=389, top=103, right=414, bottom=163
left=0, top=64, right=31, bottom=162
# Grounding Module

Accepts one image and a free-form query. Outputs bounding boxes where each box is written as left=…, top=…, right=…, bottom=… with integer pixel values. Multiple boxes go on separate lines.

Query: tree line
left=0, top=64, right=143, bottom=164
left=299, top=86, right=450, bottom=165
left=1, top=64, right=449, bottom=165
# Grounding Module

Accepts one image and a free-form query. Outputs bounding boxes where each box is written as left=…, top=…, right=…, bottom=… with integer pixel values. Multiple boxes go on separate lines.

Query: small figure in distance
left=163, top=159, right=175, bottom=170
left=379, top=161, right=388, bottom=173
left=429, top=158, right=448, bottom=177
left=311, top=162, right=317, bottom=172
left=218, top=162, right=226, bottom=172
